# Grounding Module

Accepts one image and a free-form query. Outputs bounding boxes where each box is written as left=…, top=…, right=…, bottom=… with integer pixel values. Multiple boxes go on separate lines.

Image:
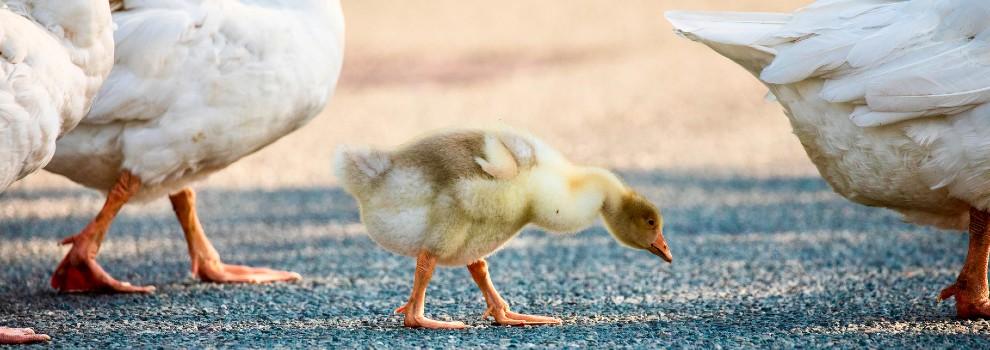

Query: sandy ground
left=4, top=0, right=990, bottom=348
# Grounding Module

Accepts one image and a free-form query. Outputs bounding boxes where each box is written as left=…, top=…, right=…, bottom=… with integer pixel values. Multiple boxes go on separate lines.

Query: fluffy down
left=335, top=129, right=668, bottom=266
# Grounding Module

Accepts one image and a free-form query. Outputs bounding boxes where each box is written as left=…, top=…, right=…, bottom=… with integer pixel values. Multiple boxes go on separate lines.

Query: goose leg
left=939, top=207, right=990, bottom=319
left=0, top=327, right=50, bottom=344
left=394, top=251, right=467, bottom=329
left=467, top=259, right=561, bottom=326
left=168, top=188, right=301, bottom=284
left=50, top=171, right=154, bottom=293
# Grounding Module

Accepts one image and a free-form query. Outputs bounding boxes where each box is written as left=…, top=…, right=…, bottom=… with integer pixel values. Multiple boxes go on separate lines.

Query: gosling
left=334, top=129, right=672, bottom=329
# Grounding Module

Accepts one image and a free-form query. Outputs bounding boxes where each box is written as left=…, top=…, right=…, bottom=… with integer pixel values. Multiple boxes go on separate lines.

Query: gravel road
left=2, top=171, right=989, bottom=348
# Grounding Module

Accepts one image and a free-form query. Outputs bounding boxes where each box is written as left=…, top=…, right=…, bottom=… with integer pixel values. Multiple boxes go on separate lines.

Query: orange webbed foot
left=467, top=259, right=561, bottom=327
left=193, top=259, right=301, bottom=284
left=483, top=305, right=562, bottom=326
left=50, top=234, right=155, bottom=293
left=395, top=302, right=467, bottom=329
left=404, top=316, right=468, bottom=330
left=0, top=327, right=50, bottom=344
left=170, top=188, right=301, bottom=285
left=939, top=282, right=990, bottom=319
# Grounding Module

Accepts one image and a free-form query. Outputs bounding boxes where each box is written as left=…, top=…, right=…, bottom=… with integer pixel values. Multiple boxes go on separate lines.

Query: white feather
left=0, top=0, right=114, bottom=191
left=845, top=12, right=937, bottom=68
left=665, top=11, right=790, bottom=48
left=820, top=39, right=968, bottom=103
left=761, top=31, right=860, bottom=84
left=45, top=0, right=346, bottom=202
left=848, top=106, right=921, bottom=127
left=669, top=0, right=990, bottom=230
left=865, top=37, right=990, bottom=113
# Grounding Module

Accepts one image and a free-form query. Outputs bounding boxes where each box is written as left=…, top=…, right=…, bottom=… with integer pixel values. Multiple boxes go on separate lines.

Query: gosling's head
left=601, top=192, right=672, bottom=263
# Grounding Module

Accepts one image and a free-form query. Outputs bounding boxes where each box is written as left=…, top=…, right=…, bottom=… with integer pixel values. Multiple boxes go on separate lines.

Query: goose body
left=44, top=0, right=345, bottom=294
left=0, top=0, right=114, bottom=191
left=668, top=0, right=990, bottom=230
left=335, top=129, right=672, bottom=328
left=47, top=0, right=345, bottom=201
left=668, top=0, right=990, bottom=319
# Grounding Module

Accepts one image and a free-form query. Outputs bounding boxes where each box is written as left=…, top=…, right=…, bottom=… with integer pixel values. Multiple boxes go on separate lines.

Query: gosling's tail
left=333, top=145, right=392, bottom=195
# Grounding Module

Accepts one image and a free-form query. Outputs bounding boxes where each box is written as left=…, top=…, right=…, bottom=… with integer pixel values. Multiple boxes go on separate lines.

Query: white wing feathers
left=666, top=11, right=791, bottom=48
left=754, top=0, right=990, bottom=127
left=844, top=13, right=937, bottom=69
left=85, top=10, right=192, bottom=124
left=760, top=30, right=861, bottom=84
left=820, top=39, right=966, bottom=103
left=866, top=37, right=990, bottom=111
left=758, top=0, right=908, bottom=84
left=84, top=2, right=217, bottom=125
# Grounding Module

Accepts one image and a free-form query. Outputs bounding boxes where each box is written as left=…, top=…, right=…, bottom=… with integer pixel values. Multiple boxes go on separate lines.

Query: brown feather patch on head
left=601, top=190, right=663, bottom=250
left=621, top=192, right=661, bottom=226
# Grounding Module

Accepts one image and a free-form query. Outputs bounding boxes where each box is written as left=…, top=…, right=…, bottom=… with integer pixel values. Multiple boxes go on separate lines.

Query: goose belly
left=771, top=81, right=969, bottom=228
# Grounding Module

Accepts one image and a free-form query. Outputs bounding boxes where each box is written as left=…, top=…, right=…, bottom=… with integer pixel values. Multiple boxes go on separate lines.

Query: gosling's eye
left=647, top=219, right=656, bottom=227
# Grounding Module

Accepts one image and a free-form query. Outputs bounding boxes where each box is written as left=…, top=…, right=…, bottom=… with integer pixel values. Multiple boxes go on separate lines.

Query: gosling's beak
left=647, top=233, right=673, bottom=263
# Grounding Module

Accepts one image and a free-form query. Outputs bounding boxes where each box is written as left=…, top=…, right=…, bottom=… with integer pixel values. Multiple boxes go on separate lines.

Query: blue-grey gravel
left=2, top=171, right=989, bottom=348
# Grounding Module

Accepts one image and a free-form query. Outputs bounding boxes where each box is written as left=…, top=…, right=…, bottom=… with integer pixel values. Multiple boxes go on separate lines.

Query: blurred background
left=11, top=0, right=810, bottom=195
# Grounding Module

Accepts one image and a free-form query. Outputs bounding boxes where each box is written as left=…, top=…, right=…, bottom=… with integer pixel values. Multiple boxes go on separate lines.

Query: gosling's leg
left=467, top=259, right=561, bottom=326
left=394, top=252, right=467, bottom=329
left=939, top=207, right=990, bottom=319
left=0, top=327, right=50, bottom=344
left=50, top=171, right=155, bottom=293
left=169, top=188, right=301, bottom=283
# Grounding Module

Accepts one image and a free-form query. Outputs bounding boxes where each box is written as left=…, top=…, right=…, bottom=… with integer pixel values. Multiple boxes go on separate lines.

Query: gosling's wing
left=474, top=132, right=537, bottom=181
left=496, top=132, right=536, bottom=169
left=475, top=134, right=519, bottom=180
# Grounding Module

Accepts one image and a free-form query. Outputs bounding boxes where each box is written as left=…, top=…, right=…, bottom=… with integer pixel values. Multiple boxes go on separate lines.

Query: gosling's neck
left=569, top=166, right=629, bottom=215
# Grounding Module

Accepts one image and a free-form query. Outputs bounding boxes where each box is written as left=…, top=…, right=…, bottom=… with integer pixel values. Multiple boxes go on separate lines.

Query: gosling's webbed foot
left=395, top=302, right=467, bottom=329
left=483, top=305, right=562, bottom=326
left=0, top=327, right=51, bottom=344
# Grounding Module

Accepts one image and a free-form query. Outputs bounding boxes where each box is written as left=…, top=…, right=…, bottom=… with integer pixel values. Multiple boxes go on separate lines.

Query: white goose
left=0, top=0, right=114, bottom=343
left=668, top=0, right=990, bottom=319
left=44, top=0, right=345, bottom=293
